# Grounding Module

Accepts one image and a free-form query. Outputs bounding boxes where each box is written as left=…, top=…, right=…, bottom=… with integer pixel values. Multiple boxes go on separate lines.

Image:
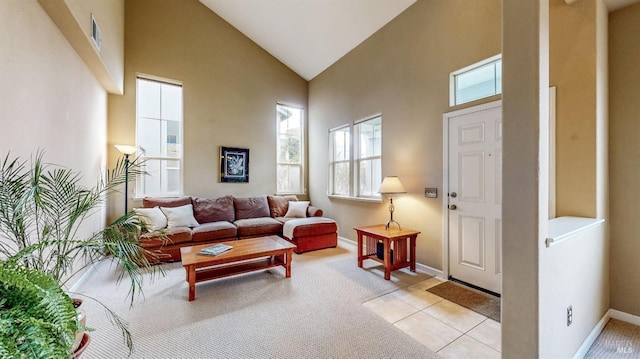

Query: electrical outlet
left=425, top=188, right=438, bottom=198
left=567, top=305, right=573, bottom=326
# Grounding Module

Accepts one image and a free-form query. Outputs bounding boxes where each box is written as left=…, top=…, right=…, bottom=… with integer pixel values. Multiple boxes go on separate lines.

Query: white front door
left=445, top=101, right=502, bottom=294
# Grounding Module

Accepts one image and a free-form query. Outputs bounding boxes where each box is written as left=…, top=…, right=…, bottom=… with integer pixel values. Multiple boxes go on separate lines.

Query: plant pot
left=71, top=298, right=86, bottom=353
left=73, top=333, right=91, bottom=358
left=72, top=298, right=83, bottom=309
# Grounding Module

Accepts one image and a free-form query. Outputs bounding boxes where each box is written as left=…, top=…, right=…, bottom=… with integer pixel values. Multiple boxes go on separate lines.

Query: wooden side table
left=354, top=224, right=420, bottom=280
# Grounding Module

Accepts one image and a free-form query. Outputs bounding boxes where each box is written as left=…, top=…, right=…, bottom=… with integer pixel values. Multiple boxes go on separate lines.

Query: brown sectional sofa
left=137, top=195, right=337, bottom=262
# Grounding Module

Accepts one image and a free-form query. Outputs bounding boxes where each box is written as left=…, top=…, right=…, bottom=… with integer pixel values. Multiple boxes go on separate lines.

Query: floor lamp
left=114, top=145, right=138, bottom=215
left=378, top=176, right=407, bottom=231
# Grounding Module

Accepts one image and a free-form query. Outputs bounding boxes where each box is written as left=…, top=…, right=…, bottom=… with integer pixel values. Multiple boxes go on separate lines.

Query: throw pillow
left=161, top=204, right=200, bottom=228
left=133, top=206, right=167, bottom=231
left=267, top=195, right=298, bottom=217
left=284, top=201, right=309, bottom=218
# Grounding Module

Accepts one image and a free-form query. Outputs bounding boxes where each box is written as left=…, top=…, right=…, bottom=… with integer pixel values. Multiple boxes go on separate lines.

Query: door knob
left=449, top=204, right=457, bottom=210
left=450, top=192, right=458, bottom=198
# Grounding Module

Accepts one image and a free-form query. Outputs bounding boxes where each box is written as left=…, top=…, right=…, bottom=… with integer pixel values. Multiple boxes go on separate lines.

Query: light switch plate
left=425, top=188, right=438, bottom=198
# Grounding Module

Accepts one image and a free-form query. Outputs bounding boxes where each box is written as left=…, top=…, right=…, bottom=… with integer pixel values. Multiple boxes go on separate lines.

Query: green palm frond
left=0, top=154, right=30, bottom=252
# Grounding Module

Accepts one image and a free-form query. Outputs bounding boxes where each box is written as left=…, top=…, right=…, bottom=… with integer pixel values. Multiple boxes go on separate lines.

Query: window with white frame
left=450, top=54, right=502, bottom=106
left=354, top=116, right=382, bottom=198
left=276, top=103, right=304, bottom=194
left=135, top=77, right=183, bottom=197
left=328, top=125, right=350, bottom=196
left=328, top=115, right=382, bottom=199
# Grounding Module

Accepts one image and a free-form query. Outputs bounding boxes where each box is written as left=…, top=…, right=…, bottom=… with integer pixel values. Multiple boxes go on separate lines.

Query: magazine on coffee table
left=199, top=243, right=233, bottom=256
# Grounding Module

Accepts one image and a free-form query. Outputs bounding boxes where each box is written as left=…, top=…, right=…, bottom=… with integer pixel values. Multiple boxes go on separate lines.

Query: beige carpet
left=585, top=319, right=640, bottom=358
left=426, top=281, right=501, bottom=322
left=75, top=242, right=440, bottom=358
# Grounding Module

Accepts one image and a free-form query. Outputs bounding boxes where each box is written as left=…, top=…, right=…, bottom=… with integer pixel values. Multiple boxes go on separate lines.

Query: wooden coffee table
left=180, top=235, right=296, bottom=301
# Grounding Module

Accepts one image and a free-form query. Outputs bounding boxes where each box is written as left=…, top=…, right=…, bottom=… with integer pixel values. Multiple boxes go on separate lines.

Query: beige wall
left=107, top=0, right=308, bottom=221
left=550, top=0, right=599, bottom=218
left=0, top=0, right=109, bottom=284
left=38, top=0, right=124, bottom=94
left=501, top=0, right=549, bottom=355
left=308, top=0, right=501, bottom=270
left=66, top=0, right=125, bottom=92
left=609, top=2, right=640, bottom=316
left=0, top=0, right=108, bottom=191
left=596, top=0, right=609, bottom=221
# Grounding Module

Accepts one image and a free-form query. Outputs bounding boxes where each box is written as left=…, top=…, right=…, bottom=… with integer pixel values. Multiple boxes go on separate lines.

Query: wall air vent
left=91, top=14, right=101, bottom=51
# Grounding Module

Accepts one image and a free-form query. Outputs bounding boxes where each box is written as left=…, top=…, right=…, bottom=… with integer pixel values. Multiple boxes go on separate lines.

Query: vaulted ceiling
left=199, top=0, right=640, bottom=81
left=199, top=0, right=416, bottom=80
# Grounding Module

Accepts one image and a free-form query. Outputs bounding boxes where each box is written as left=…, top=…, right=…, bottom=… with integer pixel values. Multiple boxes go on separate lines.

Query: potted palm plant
left=0, top=151, right=164, bottom=357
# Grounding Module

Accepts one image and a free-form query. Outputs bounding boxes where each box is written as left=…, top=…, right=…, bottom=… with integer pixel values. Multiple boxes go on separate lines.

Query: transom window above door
left=450, top=54, right=502, bottom=106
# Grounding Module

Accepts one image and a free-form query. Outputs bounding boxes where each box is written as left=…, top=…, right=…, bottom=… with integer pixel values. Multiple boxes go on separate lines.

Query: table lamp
left=378, top=176, right=406, bottom=230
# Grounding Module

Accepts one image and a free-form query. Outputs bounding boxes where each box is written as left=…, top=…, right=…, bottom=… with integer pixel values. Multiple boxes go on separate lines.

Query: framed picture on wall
left=220, top=146, right=249, bottom=183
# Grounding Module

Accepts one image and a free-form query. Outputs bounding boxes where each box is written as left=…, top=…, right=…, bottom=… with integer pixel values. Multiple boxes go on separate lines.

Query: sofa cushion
left=139, top=227, right=192, bottom=248
left=143, top=196, right=192, bottom=208
left=192, top=221, right=237, bottom=242
left=267, top=195, right=298, bottom=218
left=192, top=196, right=235, bottom=223
left=282, top=217, right=337, bottom=239
left=133, top=206, right=167, bottom=231
left=234, top=196, right=270, bottom=220
left=292, top=233, right=338, bottom=254
left=285, top=201, right=310, bottom=218
left=234, top=217, right=282, bottom=237
left=161, top=204, right=200, bottom=228
left=292, top=221, right=338, bottom=237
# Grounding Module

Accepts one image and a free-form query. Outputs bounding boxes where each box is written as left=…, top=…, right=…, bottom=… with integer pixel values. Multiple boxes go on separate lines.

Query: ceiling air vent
left=91, top=14, right=101, bottom=52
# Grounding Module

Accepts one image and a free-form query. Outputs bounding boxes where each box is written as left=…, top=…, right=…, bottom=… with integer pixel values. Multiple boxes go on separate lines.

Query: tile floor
left=363, top=277, right=501, bottom=359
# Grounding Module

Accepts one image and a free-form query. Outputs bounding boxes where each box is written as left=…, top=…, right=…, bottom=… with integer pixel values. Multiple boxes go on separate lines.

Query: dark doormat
left=427, top=281, right=501, bottom=322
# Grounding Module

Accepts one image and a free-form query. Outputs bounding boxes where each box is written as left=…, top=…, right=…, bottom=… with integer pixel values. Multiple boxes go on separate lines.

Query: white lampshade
left=114, top=144, right=138, bottom=155
left=378, top=176, right=406, bottom=194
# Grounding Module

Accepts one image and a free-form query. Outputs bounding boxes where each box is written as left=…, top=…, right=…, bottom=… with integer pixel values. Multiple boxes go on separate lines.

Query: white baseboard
left=338, top=236, right=356, bottom=246
left=67, top=263, right=98, bottom=293
left=338, top=237, right=444, bottom=278
left=610, top=309, right=640, bottom=326
left=415, top=263, right=444, bottom=278
left=573, top=308, right=640, bottom=359
left=573, top=309, right=611, bottom=359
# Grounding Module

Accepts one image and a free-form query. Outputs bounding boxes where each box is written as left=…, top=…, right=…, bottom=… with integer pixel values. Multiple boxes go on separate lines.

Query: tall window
left=329, top=125, right=350, bottom=196
left=450, top=54, right=502, bottom=106
left=355, top=116, right=382, bottom=198
left=328, top=115, right=382, bottom=199
left=276, top=103, right=304, bottom=194
left=135, top=77, right=183, bottom=196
